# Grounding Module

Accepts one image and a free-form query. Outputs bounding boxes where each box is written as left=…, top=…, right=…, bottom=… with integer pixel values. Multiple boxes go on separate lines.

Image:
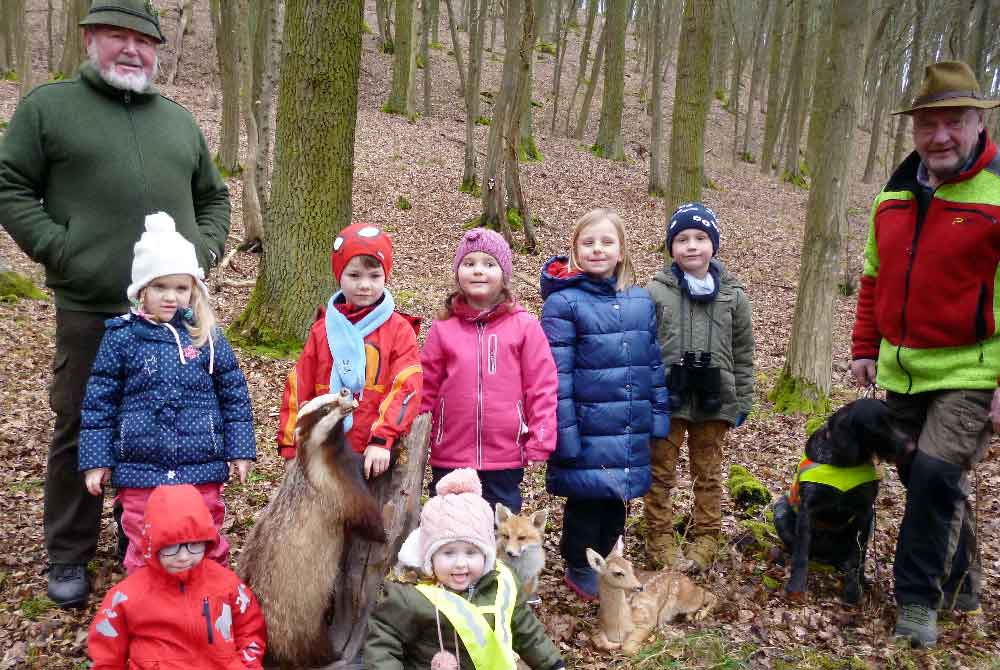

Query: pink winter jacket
left=420, top=300, right=558, bottom=470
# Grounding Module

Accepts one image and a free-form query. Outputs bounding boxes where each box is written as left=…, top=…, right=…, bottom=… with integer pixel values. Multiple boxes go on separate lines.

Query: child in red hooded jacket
left=276, top=223, right=422, bottom=479
left=88, top=484, right=267, bottom=669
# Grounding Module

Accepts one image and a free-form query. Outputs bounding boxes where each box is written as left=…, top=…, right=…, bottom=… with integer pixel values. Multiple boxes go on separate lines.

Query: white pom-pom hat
left=397, top=468, right=496, bottom=577
left=127, top=212, right=209, bottom=302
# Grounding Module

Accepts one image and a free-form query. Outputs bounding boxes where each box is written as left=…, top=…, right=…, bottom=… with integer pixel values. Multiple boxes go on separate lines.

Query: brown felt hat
left=80, top=0, right=166, bottom=43
left=893, top=60, right=999, bottom=115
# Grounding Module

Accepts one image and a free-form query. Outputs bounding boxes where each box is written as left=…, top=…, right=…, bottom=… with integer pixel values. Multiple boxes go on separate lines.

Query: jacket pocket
left=56, top=217, right=79, bottom=279
left=944, top=206, right=999, bottom=227
left=975, top=283, right=989, bottom=343
left=435, top=398, right=446, bottom=445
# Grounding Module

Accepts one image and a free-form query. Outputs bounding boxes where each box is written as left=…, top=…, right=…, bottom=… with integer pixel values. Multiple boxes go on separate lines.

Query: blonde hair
left=568, top=208, right=636, bottom=291
left=185, top=282, right=217, bottom=348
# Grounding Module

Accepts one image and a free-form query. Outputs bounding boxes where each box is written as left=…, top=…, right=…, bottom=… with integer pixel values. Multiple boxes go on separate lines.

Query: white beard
left=87, top=42, right=158, bottom=93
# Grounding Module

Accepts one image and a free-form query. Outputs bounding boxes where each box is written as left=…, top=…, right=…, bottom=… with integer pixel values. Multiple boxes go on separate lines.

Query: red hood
left=143, top=484, right=218, bottom=581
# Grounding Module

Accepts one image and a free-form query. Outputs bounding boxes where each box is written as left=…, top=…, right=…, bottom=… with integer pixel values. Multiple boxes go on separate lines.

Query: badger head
left=293, top=390, right=358, bottom=483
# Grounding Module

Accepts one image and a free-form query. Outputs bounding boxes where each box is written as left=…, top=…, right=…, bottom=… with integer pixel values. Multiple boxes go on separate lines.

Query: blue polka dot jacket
left=78, top=312, right=256, bottom=488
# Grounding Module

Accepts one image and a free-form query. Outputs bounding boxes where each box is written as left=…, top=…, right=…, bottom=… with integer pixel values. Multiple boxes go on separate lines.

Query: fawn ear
left=531, top=508, right=548, bottom=531
left=586, top=547, right=606, bottom=572
left=495, top=503, right=511, bottom=526
left=612, top=536, right=625, bottom=556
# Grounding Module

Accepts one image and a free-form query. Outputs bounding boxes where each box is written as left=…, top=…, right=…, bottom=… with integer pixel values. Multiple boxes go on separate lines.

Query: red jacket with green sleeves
left=88, top=484, right=266, bottom=670
left=851, top=131, right=1000, bottom=393
left=277, top=303, right=422, bottom=457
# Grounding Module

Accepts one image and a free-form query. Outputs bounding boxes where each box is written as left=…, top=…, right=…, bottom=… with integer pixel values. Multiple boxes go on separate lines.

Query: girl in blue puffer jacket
left=540, top=208, right=670, bottom=600
left=78, top=213, right=256, bottom=574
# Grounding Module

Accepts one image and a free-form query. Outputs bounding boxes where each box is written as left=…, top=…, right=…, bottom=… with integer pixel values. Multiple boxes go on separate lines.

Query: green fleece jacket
left=0, top=63, right=229, bottom=313
left=365, top=569, right=564, bottom=670
left=647, top=259, right=755, bottom=425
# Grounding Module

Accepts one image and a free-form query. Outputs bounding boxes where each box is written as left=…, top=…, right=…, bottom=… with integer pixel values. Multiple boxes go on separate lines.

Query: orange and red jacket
left=277, top=306, right=422, bottom=457
left=88, top=484, right=267, bottom=670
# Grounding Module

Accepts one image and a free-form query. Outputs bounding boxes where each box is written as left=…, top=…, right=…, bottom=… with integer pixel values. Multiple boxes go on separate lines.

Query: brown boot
left=685, top=535, right=719, bottom=573
left=645, top=531, right=682, bottom=569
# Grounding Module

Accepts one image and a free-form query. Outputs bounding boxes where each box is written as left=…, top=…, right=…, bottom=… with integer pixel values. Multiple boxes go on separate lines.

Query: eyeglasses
left=159, top=541, right=207, bottom=557
left=912, top=115, right=975, bottom=137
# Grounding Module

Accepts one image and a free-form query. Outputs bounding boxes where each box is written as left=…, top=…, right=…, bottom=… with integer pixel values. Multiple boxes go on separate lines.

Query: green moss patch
left=0, top=271, right=47, bottom=302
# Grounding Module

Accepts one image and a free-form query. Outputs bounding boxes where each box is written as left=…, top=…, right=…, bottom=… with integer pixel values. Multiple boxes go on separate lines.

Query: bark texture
left=594, top=0, right=628, bottom=160
left=386, top=0, right=418, bottom=115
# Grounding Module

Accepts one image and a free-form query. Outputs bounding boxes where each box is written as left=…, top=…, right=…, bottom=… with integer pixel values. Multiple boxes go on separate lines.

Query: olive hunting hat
left=80, top=0, right=166, bottom=43
left=893, top=60, right=999, bottom=115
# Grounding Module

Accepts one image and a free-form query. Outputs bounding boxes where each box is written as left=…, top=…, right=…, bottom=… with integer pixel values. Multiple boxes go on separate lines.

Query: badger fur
left=238, top=389, right=386, bottom=667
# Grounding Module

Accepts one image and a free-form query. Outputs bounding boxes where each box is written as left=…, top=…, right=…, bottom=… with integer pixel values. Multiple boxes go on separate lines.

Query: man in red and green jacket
left=850, top=60, right=999, bottom=647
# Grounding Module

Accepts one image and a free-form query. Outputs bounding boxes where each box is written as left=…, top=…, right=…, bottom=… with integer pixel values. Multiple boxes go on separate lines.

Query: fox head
left=495, top=503, right=547, bottom=558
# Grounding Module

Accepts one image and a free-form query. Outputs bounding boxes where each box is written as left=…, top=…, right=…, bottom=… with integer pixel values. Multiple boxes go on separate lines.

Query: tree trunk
left=0, top=0, right=10, bottom=76
left=666, top=0, right=714, bottom=218
left=58, top=0, right=88, bottom=76
left=386, top=0, right=417, bottom=115
left=648, top=0, right=666, bottom=195
left=443, top=0, right=468, bottom=96
left=15, top=0, right=30, bottom=97
left=563, top=0, right=597, bottom=135
left=422, top=0, right=432, bottom=116
left=804, top=0, right=835, bottom=172
left=376, top=0, right=393, bottom=50
left=515, top=0, right=541, bottom=162
left=971, top=0, right=989, bottom=83
left=574, top=22, right=606, bottom=139
left=759, top=0, right=785, bottom=174
left=167, top=0, right=194, bottom=85
left=231, top=0, right=363, bottom=345
left=46, top=0, right=53, bottom=73
left=777, top=0, right=868, bottom=411
left=238, top=0, right=264, bottom=246
left=741, top=0, right=770, bottom=161
left=481, top=0, right=523, bottom=236
left=507, top=0, right=539, bottom=252
left=780, top=0, right=810, bottom=184
left=593, top=0, right=628, bottom=159
left=548, top=0, right=570, bottom=133
left=429, top=0, right=441, bottom=43
left=891, top=0, right=924, bottom=169
left=215, top=0, right=241, bottom=175
left=252, top=0, right=281, bottom=219
left=461, top=0, right=489, bottom=193
left=861, top=53, right=892, bottom=184
left=325, top=414, right=432, bottom=668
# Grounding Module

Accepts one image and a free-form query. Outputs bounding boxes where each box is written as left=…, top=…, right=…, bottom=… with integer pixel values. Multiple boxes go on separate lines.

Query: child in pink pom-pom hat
left=364, top=469, right=564, bottom=670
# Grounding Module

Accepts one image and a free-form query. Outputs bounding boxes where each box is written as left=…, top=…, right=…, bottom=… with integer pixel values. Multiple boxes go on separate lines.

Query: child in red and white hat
left=276, top=222, right=422, bottom=479
left=365, top=469, right=564, bottom=670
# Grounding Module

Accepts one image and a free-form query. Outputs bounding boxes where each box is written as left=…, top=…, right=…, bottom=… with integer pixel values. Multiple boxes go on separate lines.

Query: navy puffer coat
left=78, top=312, right=256, bottom=488
left=540, top=256, right=669, bottom=500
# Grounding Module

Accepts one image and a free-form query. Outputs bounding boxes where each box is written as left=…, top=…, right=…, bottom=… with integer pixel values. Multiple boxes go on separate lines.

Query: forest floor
left=1, top=1, right=998, bottom=669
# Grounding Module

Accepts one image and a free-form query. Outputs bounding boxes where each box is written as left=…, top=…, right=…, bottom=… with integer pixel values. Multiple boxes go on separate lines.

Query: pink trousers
left=117, top=483, right=231, bottom=574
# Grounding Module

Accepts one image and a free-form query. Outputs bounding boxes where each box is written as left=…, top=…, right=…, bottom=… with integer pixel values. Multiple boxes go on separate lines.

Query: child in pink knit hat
left=365, top=469, right=564, bottom=670
left=420, top=229, right=558, bottom=515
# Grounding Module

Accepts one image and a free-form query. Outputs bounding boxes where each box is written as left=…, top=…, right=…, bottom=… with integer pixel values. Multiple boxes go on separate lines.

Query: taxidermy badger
left=238, top=390, right=386, bottom=667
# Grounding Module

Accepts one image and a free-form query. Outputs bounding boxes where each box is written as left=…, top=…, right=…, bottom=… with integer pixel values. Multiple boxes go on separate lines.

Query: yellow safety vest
left=788, top=453, right=881, bottom=511
left=415, top=563, right=518, bottom=670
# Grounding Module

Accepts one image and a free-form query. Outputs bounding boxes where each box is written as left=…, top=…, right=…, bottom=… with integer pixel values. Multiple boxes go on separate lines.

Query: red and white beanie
left=397, top=469, right=496, bottom=577
left=330, top=222, right=394, bottom=282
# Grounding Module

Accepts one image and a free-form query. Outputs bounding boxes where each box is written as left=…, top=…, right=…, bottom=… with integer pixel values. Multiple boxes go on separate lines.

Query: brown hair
left=568, top=208, right=636, bottom=291
left=438, top=286, right=515, bottom=319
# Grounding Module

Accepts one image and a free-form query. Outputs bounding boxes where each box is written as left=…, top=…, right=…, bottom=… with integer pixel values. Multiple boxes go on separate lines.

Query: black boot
left=47, top=564, right=88, bottom=608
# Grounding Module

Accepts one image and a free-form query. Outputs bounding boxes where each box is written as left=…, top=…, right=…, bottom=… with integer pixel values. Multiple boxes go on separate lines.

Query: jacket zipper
left=209, top=413, right=218, bottom=455
left=123, top=92, right=151, bottom=214
left=976, top=283, right=988, bottom=360
left=944, top=205, right=999, bottom=226
left=203, top=597, right=214, bottom=644
left=436, top=398, right=446, bottom=445
left=895, top=188, right=932, bottom=393
left=476, top=322, right=485, bottom=469
left=516, top=400, right=527, bottom=465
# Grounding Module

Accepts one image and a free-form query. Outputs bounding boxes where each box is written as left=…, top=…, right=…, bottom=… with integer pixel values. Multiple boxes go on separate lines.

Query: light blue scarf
left=325, top=289, right=395, bottom=432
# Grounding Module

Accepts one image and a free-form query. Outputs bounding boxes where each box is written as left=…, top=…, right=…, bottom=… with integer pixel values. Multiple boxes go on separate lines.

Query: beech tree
left=211, top=0, right=241, bottom=175
left=232, top=0, right=364, bottom=345
left=778, top=0, right=810, bottom=185
left=461, top=0, right=489, bottom=194
left=58, top=0, right=88, bottom=76
left=773, top=0, right=869, bottom=411
left=563, top=0, right=597, bottom=135
left=648, top=0, right=666, bottom=195
left=385, top=0, right=417, bottom=115
left=890, top=0, right=926, bottom=169
left=758, top=0, right=785, bottom=173
left=593, top=0, right=628, bottom=159
left=666, top=0, right=714, bottom=216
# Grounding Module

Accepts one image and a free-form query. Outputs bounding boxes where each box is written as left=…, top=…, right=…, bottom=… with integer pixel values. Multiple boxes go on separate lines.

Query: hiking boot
left=564, top=565, right=598, bottom=602
left=939, top=593, right=982, bottom=620
left=47, top=564, right=88, bottom=609
left=894, top=603, right=937, bottom=647
left=645, top=533, right=681, bottom=569
left=113, top=498, right=129, bottom=563
left=685, top=535, right=718, bottom=574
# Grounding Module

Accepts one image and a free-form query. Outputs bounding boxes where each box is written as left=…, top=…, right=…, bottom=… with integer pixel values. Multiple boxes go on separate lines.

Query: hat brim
left=80, top=11, right=166, bottom=43
left=892, top=97, right=1000, bottom=115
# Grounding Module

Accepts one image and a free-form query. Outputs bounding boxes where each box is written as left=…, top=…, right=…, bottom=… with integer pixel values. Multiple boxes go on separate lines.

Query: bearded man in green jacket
left=0, top=0, right=230, bottom=608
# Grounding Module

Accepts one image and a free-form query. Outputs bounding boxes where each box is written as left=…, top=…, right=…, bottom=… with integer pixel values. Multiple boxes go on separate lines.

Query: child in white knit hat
left=365, top=468, right=564, bottom=670
left=78, top=212, right=256, bottom=574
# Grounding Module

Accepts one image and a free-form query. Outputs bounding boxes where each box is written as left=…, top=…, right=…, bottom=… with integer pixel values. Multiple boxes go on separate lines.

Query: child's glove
left=84, top=467, right=111, bottom=496
left=734, top=413, right=747, bottom=428
left=229, top=459, right=253, bottom=484
left=364, top=445, right=391, bottom=479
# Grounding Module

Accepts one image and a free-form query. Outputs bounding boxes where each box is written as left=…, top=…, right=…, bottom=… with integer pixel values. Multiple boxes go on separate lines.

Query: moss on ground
left=0, top=271, right=47, bottom=302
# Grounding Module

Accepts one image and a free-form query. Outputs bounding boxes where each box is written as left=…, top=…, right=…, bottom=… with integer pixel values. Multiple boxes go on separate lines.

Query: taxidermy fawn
left=586, top=537, right=718, bottom=654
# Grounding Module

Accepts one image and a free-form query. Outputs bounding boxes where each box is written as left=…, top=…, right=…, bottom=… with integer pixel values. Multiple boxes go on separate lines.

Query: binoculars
left=667, top=350, right=722, bottom=413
